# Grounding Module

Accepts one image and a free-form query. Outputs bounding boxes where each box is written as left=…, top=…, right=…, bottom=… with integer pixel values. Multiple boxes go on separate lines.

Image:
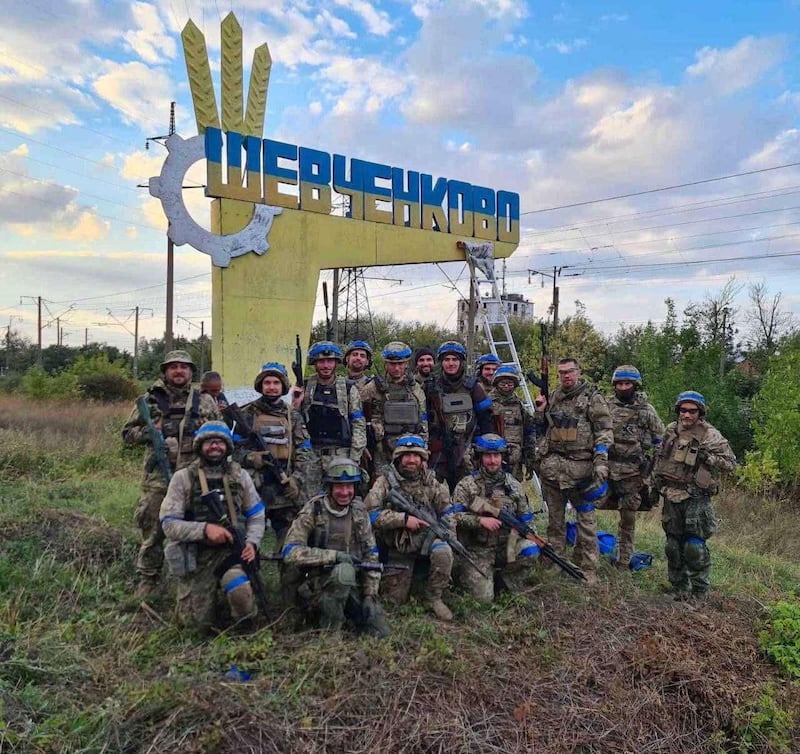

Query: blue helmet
left=382, top=341, right=413, bottom=362
left=473, top=433, right=508, bottom=454
left=254, top=362, right=290, bottom=394
left=675, top=390, right=707, bottom=416
left=308, top=341, right=343, bottom=364
left=437, top=340, right=467, bottom=361
left=344, top=340, right=373, bottom=367
left=324, top=457, right=362, bottom=484
left=476, top=353, right=501, bottom=368
left=392, top=433, right=430, bottom=461
left=612, top=365, right=642, bottom=386
left=193, top=420, right=234, bottom=453
left=492, top=365, right=520, bottom=387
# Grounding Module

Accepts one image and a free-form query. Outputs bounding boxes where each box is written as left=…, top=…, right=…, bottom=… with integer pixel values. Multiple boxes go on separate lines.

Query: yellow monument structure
left=150, top=14, right=519, bottom=387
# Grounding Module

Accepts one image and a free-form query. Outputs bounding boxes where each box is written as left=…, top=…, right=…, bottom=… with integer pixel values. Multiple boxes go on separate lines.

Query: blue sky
left=2, top=0, right=800, bottom=352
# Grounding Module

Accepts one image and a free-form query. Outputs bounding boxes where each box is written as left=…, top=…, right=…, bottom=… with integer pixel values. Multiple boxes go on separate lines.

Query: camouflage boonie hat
left=161, top=349, right=195, bottom=372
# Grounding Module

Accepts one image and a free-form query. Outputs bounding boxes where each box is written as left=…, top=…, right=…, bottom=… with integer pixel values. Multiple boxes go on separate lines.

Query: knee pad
left=221, top=568, right=255, bottom=619
left=329, top=562, right=357, bottom=589
left=429, top=541, right=453, bottom=568
left=684, top=537, right=710, bottom=570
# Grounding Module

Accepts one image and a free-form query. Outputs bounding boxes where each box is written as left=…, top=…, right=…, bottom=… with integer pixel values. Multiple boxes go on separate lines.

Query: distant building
left=457, top=292, right=535, bottom=338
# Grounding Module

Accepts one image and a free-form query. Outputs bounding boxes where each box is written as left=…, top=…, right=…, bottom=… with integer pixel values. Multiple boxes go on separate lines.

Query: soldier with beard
left=344, top=340, right=374, bottom=395
left=424, top=341, right=494, bottom=492
left=601, top=366, right=664, bottom=568
left=412, top=346, right=435, bottom=389
left=123, top=350, right=220, bottom=596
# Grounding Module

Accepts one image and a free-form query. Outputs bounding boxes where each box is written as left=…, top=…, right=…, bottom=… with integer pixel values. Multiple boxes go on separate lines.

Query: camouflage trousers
left=453, top=539, right=538, bottom=602
left=174, top=546, right=254, bottom=633
left=662, top=495, right=717, bottom=595
left=542, top=479, right=599, bottom=573
left=133, top=479, right=168, bottom=582
left=379, top=541, right=453, bottom=604
left=597, top=476, right=642, bottom=567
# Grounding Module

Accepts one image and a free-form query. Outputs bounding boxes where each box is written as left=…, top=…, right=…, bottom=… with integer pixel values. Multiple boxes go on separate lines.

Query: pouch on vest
left=671, top=440, right=691, bottom=464
left=255, top=416, right=291, bottom=460
left=308, top=404, right=348, bottom=446
left=442, top=393, right=469, bottom=414
left=384, top=400, right=419, bottom=430
left=694, top=463, right=714, bottom=490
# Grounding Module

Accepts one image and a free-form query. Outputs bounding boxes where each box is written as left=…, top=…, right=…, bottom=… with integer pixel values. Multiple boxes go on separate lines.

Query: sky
left=2, top=0, right=800, bottom=355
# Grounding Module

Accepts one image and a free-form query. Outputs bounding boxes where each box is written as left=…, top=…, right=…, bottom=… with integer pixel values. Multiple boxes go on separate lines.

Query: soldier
left=449, top=434, right=539, bottom=602
left=413, top=346, right=436, bottom=388
left=475, top=353, right=502, bottom=391
left=123, top=350, right=220, bottom=596
left=283, top=458, right=390, bottom=637
left=364, top=434, right=454, bottom=621
left=533, top=357, right=613, bottom=585
left=301, top=341, right=367, bottom=492
left=424, top=341, right=494, bottom=492
left=601, top=365, right=665, bottom=568
left=231, top=362, right=315, bottom=550
left=653, top=391, right=735, bottom=600
left=200, top=370, right=229, bottom=410
left=344, top=340, right=374, bottom=394
left=159, top=421, right=265, bottom=633
left=360, top=341, right=428, bottom=477
left=489, top=365, right=536, bottom=482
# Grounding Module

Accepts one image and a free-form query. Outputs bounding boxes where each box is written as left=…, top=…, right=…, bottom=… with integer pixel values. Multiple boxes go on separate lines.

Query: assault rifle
left=223, top=403, right=290, bottom=486
left=136, top=395, right=172, bottom=483
left=526, top=322, right=550, bottom=403
left=203, top=489, right=270, bottom=614
left=385, top=478, right=488, bottom=579
left=496, top=508, right=586, bottom=581
left=261, top=553, right=409, bottom=573
left=291, top=334, right=305, bottom=389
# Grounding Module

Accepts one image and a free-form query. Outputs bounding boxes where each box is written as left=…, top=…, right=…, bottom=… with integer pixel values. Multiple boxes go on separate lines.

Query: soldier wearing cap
left=600, top=365, right=664, bottom=568
left=412, top=346, right=436, bottom=389
left=283, top=457, right=390, bottom=637
left=424, top=341, right=494, bottom=492
left=159, top=420, right=265, bottom=633
left=653, top=391, right=735, bottom=600
left=359, top=341, right=428, bottom=478
left=533, top=357, right=613, bottom=585
left=365, top=434, right=455, bottom=621
left=233, top=362, right=315, bottom=553
left=123, top=350, right=221, bottom=596
left=344, top=340, right=374, bottom=395
left=448, top=434, right=539, bottom=602
left=475, top=353, right=502, bottom=391
left=489, top=365, right=536, bottom=481
left=301, top=341, right=367, bottom=493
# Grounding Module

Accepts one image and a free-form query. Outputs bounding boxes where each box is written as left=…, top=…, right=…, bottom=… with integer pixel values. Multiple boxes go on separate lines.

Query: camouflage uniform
left=489, top=389, right=536, bottom=481
left=360, top=374, right=428, bottom=475
left=654, top=418, right=735, bottom=596
left=364, top=467, right=453, bottom=607
left=232, top=396, right=315, bottom=549
left=283, top=494, right=388, bottom=635
left=123, top=380, right=220, bottom=584
left=449, top=469, right=538, bottom=601
left=159, top=457, right=265, bottom=632
left=600, top=392, right=664, bottom=566
left=535, top=380, right=613, bottom=575
left=302, top=374, right=367, bottom=488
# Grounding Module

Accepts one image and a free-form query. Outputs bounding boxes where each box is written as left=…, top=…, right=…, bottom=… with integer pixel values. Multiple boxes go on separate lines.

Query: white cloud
left=315, top=9, right=357, bottom=39
left=309, top=101, right=323, bottom=115
left=600, top=14, right=628, bottom=23
left=125, top=2, right=177, bottom=64
left=0, top=76, right=95, bottom=134
left=546, top=38, right=587, bottom=54
left=93, top=61, right=176, bottom=129
left=332, top=0, right=393, bottom=35
left=319, top=57, right=408, bottom=114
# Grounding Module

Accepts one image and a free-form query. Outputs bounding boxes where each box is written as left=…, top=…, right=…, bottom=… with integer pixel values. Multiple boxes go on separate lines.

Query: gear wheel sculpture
left=149, top=133, right=282, bottom=268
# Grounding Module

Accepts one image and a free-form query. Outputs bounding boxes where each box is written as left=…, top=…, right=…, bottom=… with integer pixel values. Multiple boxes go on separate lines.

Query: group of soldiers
left=122, top=340, right=735, bottom=637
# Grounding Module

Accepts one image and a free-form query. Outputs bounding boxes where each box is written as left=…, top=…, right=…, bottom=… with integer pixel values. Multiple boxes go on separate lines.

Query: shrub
left=759, top=600, right=800, bottom=678
left=20, top=367, right=80, bottom=401
left=67, top=354, right=137, bottom=402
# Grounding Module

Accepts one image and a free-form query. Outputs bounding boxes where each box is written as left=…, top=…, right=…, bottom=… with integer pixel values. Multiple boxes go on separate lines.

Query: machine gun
left=136, top=395, right=172, bottom=483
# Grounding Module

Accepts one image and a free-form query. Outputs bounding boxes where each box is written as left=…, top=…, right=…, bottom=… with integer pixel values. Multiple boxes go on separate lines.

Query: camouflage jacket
left=360, top=373, right=429, bottom=448
left=449, top=469, right=533, bottom=549
left=301, top=375, right=367, bottom=460
left=364, top=467, right=452, bottom=554
left=608, top=392, right=665, bottom=480
left=489, top=389, right=536, bottom=452
left=424, top=371, right=494, bottom=449
left=283, top=494, right=380, bottom=597
left=122, top=380, right=220, bottom=478
left=654, top=419, right=735, bottom=502
left=159, top=458, right=265, bottom=548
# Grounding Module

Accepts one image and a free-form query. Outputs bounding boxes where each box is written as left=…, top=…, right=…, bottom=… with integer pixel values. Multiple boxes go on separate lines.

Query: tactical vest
left=463, top=471, right=515, bottom=547
left=386, top=467, right=440, bottom=511
left=307, top=380, right=351, bottom=447
left=150, top=386, right=201, bottom=460
left=307, top=495, right=360, bottom=556
left=433, top=376, right=476, bottom=437
left=380, top=378, right=421, bottom=437
left=253, top=410, right=292, bottom=462
left=610, top=396, right=651, bottom=461
left=186, top=463, right=246, bottom=532
left=495, top=396, right=524, bottom=445
left=657, top=422, right=714, bottom=491
left=545, top=383, right=596, bottom=459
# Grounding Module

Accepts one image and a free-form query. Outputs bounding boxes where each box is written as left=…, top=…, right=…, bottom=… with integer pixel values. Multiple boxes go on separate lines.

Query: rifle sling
left=198, top=468, right=239, bottom=528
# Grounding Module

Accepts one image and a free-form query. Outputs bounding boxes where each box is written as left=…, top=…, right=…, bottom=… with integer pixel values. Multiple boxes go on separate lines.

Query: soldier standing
left=533, top=357, right=613, bottom=584
left=653, top=391, right=735, bottom=600
left=200, top=370, right=229, bottom=410
left=475, top=353, right=501, bottom=391
left=283, top=458, right=390, bottom=637
left=449, top=434, right=539, bottom=602
left=301, top=341, right=367, bottom=491
left=424, top=341, right=494, bottom=492
left=344, top=340, right=374, bottom=394
left=364, top=435, right=454, bottom=621
left=359, top=341, right=428, bottom=477
left=602, top=365, right=664, bottom=568
left=412, top=346, right=436, bottom=388
left=123, top=350, right=220, bottom=596
left=159, top=421, right=265, bottom=633
left=489, top=365, right=536, bottom=481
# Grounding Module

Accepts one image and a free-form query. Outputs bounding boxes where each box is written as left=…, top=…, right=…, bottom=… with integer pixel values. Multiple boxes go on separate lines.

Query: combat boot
left=428, top=598, right=453, bottom=621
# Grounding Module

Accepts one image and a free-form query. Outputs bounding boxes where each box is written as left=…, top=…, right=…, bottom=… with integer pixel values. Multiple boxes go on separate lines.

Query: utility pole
left=20, top=296, right=43, bottom=366
left=100, top=307, right=152, bottom=378
left=466, top=276, right=477, bottom=366
left=719, top=306, right=728, bottom=380
left=176, top=315, right=207, bottom=373
left=331, top=269, right=340, bottom=343
left=528, top=266, right=580, bottom=335
left=84, top=328, right=88, bottom=346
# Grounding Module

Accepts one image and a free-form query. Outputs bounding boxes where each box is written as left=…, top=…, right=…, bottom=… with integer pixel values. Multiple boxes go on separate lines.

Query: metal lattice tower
left=339, top=267, right=376, bottom=345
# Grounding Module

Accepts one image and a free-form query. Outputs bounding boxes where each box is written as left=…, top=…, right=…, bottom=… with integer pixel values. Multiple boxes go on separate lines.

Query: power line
left=521, top=161, right=800, bottom=215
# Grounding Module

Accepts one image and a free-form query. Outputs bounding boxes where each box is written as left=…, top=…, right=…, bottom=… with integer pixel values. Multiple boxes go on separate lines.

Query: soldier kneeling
left=449, top=434, right=539, bottom=602
left=283, top=458, right=390, bottom=637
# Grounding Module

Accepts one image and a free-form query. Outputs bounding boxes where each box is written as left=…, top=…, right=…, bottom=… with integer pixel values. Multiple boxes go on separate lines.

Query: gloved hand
left=696, top=447, right=710, bottom=466
left=247, top=452, right=265, bottom=470
left=165, top=436, right=179, bottom=463
left=336, top=552, right=356, bottom=564
left=283, top=476, right=301, bottom=500
left=593, top=459, right=609, bottom=482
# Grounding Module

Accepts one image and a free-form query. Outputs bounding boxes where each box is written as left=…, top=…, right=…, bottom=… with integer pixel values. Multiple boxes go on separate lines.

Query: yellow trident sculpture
left=166, top=13, right=518, bottom=387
